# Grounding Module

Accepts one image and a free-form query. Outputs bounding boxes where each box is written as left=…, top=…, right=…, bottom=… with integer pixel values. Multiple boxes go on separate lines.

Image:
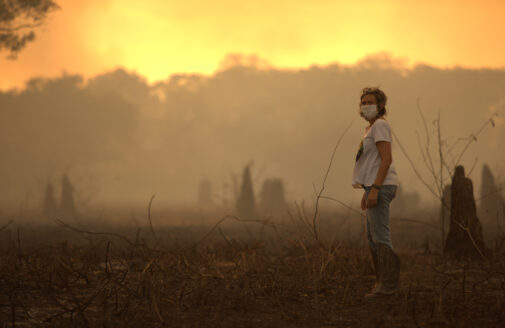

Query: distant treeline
left=1, top=55, right=504, bottom=208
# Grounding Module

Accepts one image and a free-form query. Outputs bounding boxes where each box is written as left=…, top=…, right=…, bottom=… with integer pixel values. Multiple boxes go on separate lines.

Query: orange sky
left=1, top=0, right=505, bottom=90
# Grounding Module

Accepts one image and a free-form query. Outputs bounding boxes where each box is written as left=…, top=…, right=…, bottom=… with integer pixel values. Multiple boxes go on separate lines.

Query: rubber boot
left=365, top=243, right=400, bottom=299
left=370, top=248, right=381, bottom=293
left=376, top=243, right=400, bottom=295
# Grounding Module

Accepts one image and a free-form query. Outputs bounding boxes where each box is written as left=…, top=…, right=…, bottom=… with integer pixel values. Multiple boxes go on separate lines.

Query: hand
left=367, top=188, right=379, bottom=208
left=361, top=191, right=367, bottom=210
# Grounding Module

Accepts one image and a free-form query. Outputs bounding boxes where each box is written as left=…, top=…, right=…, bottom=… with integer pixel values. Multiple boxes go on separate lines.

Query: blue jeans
left=365, top=185, right=397, bottom=252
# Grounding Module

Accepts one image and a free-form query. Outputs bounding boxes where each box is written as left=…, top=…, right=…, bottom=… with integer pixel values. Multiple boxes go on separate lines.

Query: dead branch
left=454, top=116, right=496, bottom=165
left=0, top=220, right=13, bottom=233
left=196, top=214, right=293, bottom=246
left=417, top=99, right=441, bottom=186
left=475, top=183, right=505, bottom=202
left=453, top=219, right=487, bottom=261
left=311, top=121, right=353, bottom=242
left=392, top=129, right=439, bottom=198
left=319, top=195, right=439, bottom=229
left=54, top=218, right=134, bottom=246
left=147, top=194, right=157, bottom=242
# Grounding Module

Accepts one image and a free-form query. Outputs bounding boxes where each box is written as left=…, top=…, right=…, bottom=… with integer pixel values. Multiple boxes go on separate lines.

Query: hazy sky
left=2, top=0, right=505, bottom=90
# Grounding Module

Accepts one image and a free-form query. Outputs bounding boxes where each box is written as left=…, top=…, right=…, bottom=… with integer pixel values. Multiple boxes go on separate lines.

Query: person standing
left=352, top=87, right=400, bottom=298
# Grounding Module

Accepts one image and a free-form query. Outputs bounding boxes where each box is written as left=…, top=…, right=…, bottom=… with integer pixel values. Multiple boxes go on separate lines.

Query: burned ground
left=0, top=216, right=504, bottom=328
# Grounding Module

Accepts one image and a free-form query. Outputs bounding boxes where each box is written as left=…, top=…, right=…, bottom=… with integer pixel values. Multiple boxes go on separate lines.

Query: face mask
left=360, top=104, right=378, bottom=120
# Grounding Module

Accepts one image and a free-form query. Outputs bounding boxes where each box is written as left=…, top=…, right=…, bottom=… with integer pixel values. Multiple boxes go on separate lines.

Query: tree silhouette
left=236, top=164, right=257, bottom=219
left=479, top=164, right=505, bottom=241
left=0, top=58, right=504, bottom=207
left=0, top=0, right=59, bottom=58
left=60, top=174, right=77, bottom=218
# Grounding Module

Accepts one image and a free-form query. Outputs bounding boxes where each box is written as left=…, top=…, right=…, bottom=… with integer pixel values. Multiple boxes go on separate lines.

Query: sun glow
left=1, top=0, right=505, bottom=89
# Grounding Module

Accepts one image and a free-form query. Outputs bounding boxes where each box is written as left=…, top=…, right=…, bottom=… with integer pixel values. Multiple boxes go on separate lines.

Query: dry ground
left=0, top=220, right=504, bottom=328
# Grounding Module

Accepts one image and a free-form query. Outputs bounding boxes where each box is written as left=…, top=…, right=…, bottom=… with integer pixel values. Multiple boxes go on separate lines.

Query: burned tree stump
left=444, top=165, right=487, bottom=259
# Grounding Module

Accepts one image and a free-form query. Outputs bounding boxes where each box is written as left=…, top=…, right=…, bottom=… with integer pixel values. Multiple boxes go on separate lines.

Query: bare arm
left=374, top=141, right=393, bottom=187
left=366, top=140, right=392, bottom=208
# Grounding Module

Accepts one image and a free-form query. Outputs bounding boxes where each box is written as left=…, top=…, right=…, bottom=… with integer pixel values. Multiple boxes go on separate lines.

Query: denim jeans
left=365, top=185, right=397, bottom=252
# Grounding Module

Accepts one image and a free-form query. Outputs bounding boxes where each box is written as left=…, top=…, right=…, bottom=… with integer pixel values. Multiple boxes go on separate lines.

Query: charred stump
left=444, top=165, right=487, bottom=259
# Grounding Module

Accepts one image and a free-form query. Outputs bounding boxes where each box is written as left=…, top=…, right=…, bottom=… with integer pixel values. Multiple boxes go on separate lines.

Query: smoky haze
left=1, top=54, right=504, bottom=216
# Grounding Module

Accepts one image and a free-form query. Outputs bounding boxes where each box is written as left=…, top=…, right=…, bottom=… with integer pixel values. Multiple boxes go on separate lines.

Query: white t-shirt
left=352, top=119, right=398, bottom=188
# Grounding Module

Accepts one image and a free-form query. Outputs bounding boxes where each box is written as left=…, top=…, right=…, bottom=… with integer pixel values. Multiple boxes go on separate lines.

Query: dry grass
left=0, top=216, right=504, bottom=328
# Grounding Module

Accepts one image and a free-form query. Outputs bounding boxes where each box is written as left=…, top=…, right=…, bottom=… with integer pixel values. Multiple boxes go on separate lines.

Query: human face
left=360, top=94, right=382, bottom=123
left=360, top=94, right=377, bottom=106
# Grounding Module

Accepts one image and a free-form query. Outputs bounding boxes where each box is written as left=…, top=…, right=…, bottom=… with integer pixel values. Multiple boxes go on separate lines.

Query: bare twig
left=311, top=122, right=353, bottom=242
left=436, top=111, right=446, bottom=247
left=454, top=116, right=496, bottom=165
left=196, top=215, right=293, bottom=246
left=467, top=157, right=479, bottom=177
left=475, top=183, right=505, bottom=202
left=294, top=200, right=313, bottom=235
left=54, top=218, right=134, bottom=246
left=147, top=194, right=157, bottom=242
left=0, top=220, right=13, bottom=233
left=416, top=131, right=441, bottom=194
left=417, top=99, right=440, bottom=184
left=453, top=219, right=487, bottom=261
left=392, top=130, right=439, bottom=199
left=319, top=196, right=439, bottom=229
left=319, top=196, right=364, bottom=216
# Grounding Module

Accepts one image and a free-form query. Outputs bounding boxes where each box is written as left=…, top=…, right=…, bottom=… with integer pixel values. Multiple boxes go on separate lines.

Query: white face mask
left=360, top=104, right=378, bottom=120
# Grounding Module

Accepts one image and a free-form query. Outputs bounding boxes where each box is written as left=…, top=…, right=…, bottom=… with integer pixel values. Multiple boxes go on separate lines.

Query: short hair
left=360, top=87, right=388, bottom=116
